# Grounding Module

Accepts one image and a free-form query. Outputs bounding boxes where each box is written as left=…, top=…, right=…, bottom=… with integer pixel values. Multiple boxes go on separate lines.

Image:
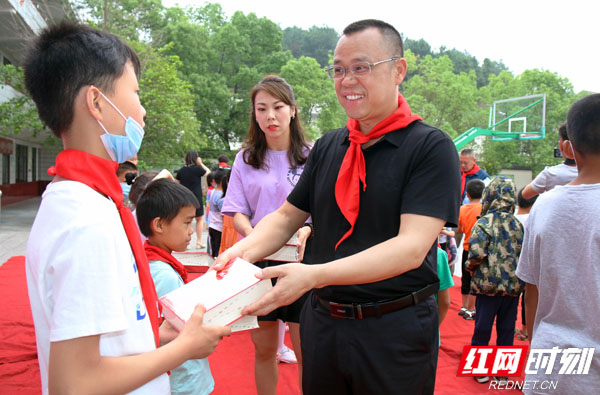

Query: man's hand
left=242, top=263, right=317, bottom=317
left=176, top=305, right=231, bottom=360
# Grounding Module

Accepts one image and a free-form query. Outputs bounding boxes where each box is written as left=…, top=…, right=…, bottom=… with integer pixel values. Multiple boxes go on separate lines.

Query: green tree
left=476, top=58, right=508, bottom=87
left=404, top=38, right=432, bottom=57
left=283, top=26, right=339, bottom=67
left=282, top=26, right=304, bottom=58
left=403, top=55, right=484, bottom=139
left=439, top=48, right=478, bottom=75
left=301, top=27, right=339, bottom=67
left=280, top=56, right=346, bottom=140
left=131, top=42, right=202, bottom=168
left=476, top=69, right=582, bottom=175
left=0, top=65, right=54, bottom=144
left=73, top=0, right=166, bottom=42
left=156, top=8, right=289, bottom=150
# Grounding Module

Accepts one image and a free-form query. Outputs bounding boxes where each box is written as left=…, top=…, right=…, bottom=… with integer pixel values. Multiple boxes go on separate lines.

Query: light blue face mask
left=96, top=89, right=145, bottom=163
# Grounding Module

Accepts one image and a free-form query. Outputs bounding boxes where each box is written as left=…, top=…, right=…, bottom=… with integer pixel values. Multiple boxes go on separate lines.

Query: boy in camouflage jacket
left=467, top=177, right=524, bottom=373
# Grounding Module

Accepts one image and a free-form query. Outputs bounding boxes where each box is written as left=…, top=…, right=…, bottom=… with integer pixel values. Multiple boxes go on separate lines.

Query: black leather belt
left=315, top=282, right=439, bottom=320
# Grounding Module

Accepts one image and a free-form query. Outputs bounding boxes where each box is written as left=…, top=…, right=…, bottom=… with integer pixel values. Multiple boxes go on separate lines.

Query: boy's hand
left=159, top=320, right=179, bottom=346
left=178, top=305, right=231, bottom=360
left=466, top=258, right=482, bottom=273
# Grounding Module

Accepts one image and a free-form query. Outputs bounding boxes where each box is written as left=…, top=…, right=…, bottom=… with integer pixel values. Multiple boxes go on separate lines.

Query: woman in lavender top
left=222, top=75, right=312, bottom=394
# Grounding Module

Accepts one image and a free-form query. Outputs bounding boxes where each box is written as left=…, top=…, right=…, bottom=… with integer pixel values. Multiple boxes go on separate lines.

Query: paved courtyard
left=0, top=197, right=41, bottom=266
left=0, top=197, right=208, bottom=266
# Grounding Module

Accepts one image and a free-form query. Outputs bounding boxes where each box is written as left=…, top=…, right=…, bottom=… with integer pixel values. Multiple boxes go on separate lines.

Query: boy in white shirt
left=24, top=22, right=229, bottom=394
left=517, top=94, right=600, bottom=393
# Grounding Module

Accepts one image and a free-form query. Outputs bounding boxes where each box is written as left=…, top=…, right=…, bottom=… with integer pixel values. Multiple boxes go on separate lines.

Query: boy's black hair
left=466, top=179, right=485, bottom=200
left=23, top=22, right=141, bottom=137
left=117, top=160, right=138, bottom=175
left=129, top=171, right=158, bottom=206
left=567, top=94, right=600, bottom=156
left=117, top=161, right=138, bottom=185
left=217, top=154, right=230, bottom=163
left=343, top=20, right=403, bottom=58
left=136, top=179, right=199, bottom=237
left=517, top=188, right=538, bottom=209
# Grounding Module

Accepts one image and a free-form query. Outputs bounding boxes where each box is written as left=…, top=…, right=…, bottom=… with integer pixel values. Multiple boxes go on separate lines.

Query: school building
left=0, top=0, right=71, bottom=206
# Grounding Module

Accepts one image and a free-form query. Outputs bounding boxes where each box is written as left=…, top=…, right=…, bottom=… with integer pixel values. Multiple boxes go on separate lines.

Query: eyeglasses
left=326, top=57, right=399, bottom=79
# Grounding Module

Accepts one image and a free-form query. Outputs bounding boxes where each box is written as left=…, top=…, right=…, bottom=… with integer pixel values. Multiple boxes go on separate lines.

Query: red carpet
left=0, top=257, right=40, bottom=395
left=1, top=256, right=526, bottom=394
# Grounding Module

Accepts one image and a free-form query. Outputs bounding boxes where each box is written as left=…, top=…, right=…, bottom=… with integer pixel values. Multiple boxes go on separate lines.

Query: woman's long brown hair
left=242, top=75, right=310, bottom=170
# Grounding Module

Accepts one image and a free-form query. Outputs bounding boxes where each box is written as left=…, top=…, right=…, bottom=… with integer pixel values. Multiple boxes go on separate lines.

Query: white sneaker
left=277, top=345, right=297, bottom=364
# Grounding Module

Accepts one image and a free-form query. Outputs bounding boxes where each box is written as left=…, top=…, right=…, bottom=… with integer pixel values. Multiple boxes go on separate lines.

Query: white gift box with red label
left=159, top=258, right=272, bottom=332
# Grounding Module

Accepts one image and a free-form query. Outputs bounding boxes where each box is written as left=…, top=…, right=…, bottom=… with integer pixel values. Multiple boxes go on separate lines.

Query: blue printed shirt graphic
left=150, top=259, right=215, bottom=394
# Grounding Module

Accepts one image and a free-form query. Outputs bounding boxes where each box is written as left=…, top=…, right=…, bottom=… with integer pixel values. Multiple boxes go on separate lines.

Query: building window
left=31, top=147, right=38, bottom=181
left=16, top=144, right=28, bottom=183
left=2, top=154, right=9, bottom=184
left=1, top=52, right=11, bottom=65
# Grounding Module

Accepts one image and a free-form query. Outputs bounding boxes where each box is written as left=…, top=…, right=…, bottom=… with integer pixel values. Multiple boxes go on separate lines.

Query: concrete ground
left=0, top=197, right=209, bottom=266
left=0, top=197, right=41, bottom=266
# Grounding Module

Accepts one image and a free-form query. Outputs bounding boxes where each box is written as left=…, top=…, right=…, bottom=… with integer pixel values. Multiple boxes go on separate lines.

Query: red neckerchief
left=218, top=162, right=230, bottom=169
left=144, top=241, right=189, bottom=283
left=49, top=149, right=160, bottom=347
left=334, top=95, right=422, bottom=250
left=461, top=163, right=481, bottom=198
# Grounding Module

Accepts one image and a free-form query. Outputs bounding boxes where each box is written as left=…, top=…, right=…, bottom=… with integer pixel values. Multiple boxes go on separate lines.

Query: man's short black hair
left=558, top=121, right=568, bottom=141
left=23, top=22, right=141, bottom=137
left=136, top=179, right=199, bottom=237
left=567, top=93, right=600, bottom=156
left=460, top=148, right=474, bottom=156
left=466, top=179, right=485, bottom=200
left=343, top=19, right=403, bottom=58
left=517, top=188, right=538, bottom=209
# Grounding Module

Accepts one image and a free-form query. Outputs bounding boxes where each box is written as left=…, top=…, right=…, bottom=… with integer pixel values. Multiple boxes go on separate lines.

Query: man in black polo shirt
left=214, top=19, right=460, bottom=394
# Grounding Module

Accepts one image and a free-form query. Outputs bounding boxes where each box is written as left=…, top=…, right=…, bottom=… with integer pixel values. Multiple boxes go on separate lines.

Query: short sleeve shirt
left=531, top=163, right=577, bottom=194
left=458, top=202, right=482, bottom=249
left=26, top=181, right=169, bottom=395
left=149, top=260, right=214, bottom=395
left=287, top=121, right=461, bottom=303
left=222, top=149, right=307, bottom=227
left=176, top=165, right=206, bottom=199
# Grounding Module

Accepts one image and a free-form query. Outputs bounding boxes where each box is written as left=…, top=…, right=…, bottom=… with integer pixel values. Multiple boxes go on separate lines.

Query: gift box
left=159, top=258, right=272, bottom=332
left=172, top=251, right=213, bottom=274
left=263, top=234, right=300, bottom=262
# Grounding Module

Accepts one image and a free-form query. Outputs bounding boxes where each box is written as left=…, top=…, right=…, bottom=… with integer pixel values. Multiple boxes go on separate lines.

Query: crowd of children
left=22, top=20, right=600, bottom=395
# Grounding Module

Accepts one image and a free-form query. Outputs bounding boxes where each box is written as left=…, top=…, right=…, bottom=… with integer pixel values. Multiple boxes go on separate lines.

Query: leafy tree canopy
left=1, top=0, right=586, bottom=175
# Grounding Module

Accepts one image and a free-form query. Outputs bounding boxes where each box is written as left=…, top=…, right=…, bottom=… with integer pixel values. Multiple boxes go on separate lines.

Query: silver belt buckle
left=329, top=301, right=356, bottom=319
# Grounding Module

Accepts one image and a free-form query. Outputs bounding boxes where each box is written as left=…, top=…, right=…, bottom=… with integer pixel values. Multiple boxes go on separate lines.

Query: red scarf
left=49, top=150, right=160, bottom=347
left=461, top=163, right=481, bottom=198
left=334, top=95, right=422, bottom=250
left=144, top=241, right=189, bottom=283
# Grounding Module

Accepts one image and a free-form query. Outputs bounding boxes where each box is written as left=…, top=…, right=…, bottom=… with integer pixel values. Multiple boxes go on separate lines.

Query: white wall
left=497, top=169, right=533, bottom=193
